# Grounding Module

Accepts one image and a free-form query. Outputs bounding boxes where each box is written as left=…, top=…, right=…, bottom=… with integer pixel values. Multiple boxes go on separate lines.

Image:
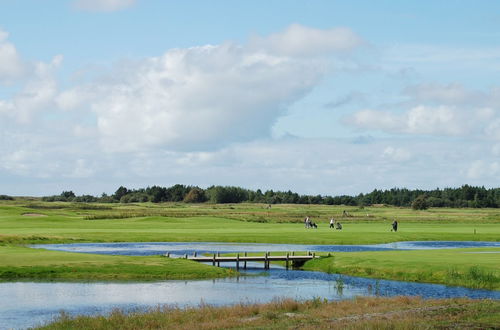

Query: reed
left=37, top=296, right=500, bottom=329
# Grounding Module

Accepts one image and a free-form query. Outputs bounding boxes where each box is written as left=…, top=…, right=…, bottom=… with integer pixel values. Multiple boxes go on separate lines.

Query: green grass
left=0, top=201, right=499, bottom=245
left=37, top=296, right=500, bottom=329
left=0, top=200, right=499, bottom=284
left=0, top=245, right=233, bottom=281
left=303, top=248, right=500, bottom=290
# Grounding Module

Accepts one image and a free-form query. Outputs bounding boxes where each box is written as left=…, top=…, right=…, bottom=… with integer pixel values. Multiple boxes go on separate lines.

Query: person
left=336, top=222, right=342, bottom=230
left=391, top=220, right=398, bottom=232
left=329, top=217, right=335, bottom=229
left=304, top=217, right=308, bottom=228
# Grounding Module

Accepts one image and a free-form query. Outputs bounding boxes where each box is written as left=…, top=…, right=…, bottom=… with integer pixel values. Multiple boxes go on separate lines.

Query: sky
left=0, top=0, right=499, bottom=196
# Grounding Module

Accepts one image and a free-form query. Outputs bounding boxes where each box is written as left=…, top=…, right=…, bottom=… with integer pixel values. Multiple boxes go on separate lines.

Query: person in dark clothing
left=392, top=220, right=398, bottom=232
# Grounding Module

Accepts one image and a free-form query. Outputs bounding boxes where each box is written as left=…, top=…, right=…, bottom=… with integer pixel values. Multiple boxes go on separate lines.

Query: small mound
left=22, top=213, right=47, bottom=217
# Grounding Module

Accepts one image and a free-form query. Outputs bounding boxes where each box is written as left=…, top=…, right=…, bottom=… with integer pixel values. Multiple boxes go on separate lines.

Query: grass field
left=0, top=200, right=499, bottom=285
left=1, top=201, right=499, bottom=245
left=305, top=248, right=500, bottom=290
left=38, top=296, right=500, bottom=329
left=0, top=245, right=233, bottom=281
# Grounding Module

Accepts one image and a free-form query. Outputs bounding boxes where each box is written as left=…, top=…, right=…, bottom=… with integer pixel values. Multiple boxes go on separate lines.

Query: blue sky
left=0, top=0, right=499, bottom=196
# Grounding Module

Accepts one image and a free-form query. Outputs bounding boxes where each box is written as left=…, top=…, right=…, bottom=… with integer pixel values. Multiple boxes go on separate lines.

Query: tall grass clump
left=446, top=266, right=499, bottom=289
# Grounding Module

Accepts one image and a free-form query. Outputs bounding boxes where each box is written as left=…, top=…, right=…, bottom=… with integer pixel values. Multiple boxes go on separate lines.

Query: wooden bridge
left=165, top=251, right=318, bottom=270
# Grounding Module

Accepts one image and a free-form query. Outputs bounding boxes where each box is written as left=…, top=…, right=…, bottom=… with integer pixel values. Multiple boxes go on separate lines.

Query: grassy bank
left=304, top=248, right=500, bottom=290
left=0, top=246, right=233, bottom=281
left=38, top=296, right=500, bottom=329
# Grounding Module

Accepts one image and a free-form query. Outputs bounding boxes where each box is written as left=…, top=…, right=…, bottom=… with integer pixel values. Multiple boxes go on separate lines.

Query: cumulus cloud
left=60, top=26, right=363, bottom=152
left=0, top=55, right=62, bottom=123
left=73, top=0, right=136, bottom=12
left=0, top=28, right=25, bottom=84
left=347, top=83, right=500, bottom=139
left=249, top=24, right=363, bottom=57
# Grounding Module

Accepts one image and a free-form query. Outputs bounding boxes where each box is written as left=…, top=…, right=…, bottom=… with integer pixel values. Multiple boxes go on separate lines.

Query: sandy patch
left=21, top=213, right=47, bottom=217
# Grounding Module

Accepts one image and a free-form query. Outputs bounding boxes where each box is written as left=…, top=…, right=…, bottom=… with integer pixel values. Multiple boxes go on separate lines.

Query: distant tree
left=61, top=191, right=76, bottom=199
left=183, top=188, right=206, bottom=203
left=0, top=194, right=13, bottom=200
left=113, top=186, right=129, bottom=201
left=412, top=194, right=429, bottom=210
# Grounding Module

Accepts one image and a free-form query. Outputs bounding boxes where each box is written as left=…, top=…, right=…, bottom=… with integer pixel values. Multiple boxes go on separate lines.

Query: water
left=3, top=241, right=499, bottom=329
left=2, top=266, right=499, bottom=330
left=30, top=240, right=500, bottom=257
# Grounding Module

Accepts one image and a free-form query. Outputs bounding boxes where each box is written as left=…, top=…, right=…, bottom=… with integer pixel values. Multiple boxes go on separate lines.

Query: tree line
left=36, top=184, right=500, bottom=208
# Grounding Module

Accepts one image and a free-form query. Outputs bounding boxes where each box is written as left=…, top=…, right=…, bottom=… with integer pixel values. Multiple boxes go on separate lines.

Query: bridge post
left=194, top=251, right=197, bottom=257
left=212, top=253, right=216, bottom=266
left=244, top=252, right=247, bottom=269
left=217, top=252, right=220, bottom=267
left=264, top=252, right=268, bottom=269
left=286, top=252, right=289, bottom=270
left=292, top=251, right=295, bottom=256
left=236, top=253, right=240, bottom=271
left=165, top=252, right=170, bottom=258
left=184, top=254, right=188, bottom=259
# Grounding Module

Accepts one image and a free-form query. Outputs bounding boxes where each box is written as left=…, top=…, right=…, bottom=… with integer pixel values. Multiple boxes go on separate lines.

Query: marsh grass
left=37, top=296, right=500, bottom=329
left=446, top=266, right=499, bottom=289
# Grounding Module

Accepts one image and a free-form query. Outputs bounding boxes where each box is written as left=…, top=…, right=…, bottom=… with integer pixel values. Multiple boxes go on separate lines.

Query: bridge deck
left=165, top=252, right=319, bottom=270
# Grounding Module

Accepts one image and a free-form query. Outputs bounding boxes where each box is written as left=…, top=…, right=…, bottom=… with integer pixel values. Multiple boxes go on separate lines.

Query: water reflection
left=1, top=264, right=499, bottom=330
left=31, top=241, right=500, bottom=257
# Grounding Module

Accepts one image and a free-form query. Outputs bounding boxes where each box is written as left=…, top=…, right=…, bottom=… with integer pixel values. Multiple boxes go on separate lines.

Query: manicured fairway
left=0, top=245, right=232, bottom=281
left=0, top=200, right=499, bottom=285
left=0, top=201, right=499, bottom=244
left=304, top=248, right=500, bottom=290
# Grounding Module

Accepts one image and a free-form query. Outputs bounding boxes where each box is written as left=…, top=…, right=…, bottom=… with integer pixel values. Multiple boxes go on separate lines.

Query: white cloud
left=484, top=118, right=500, bottom=140
left=383, top=146, right=411, bottom=162
left=0, top=55, right=62, bottom=123
left=347, top=83, right=500, bottom=139
left=0, top=28, right=25, bottom=84
left=60, top=25, right=363, bottom=152
left=466, top=160, right=500, bottom=180
left=348, top=105, right=480, bottom=136
left=249, top=24, right=363, bottom=57
left=73, top=0, right=136, bottom=12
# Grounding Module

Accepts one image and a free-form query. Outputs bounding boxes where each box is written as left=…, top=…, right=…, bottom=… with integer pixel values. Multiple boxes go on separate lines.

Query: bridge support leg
left=244, top=252, right=247, bottom=269
left=286, top=253, right=289, bottom=270
left=212, top=253, right=216, bottom=266
left=236, top=253, right=240, bottom=271
left=217, top=252, right=220, bottom=267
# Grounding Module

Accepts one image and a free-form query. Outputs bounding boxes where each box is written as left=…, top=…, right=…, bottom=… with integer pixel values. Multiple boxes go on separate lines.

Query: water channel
left=2, top=241, right=499, bottom=329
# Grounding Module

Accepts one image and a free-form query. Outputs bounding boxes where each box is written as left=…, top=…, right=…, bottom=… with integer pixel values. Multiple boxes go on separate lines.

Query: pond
left=30, top=240, right=500, bottom=257
left=2, top=241, right=499, bottom=329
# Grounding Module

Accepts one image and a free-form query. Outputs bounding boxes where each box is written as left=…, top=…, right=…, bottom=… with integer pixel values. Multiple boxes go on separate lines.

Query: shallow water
left=3, top=241, right=498, bottom=329
left=31, top=240, right=500, bottom=257
left=2, top=265, right=499, bottom=330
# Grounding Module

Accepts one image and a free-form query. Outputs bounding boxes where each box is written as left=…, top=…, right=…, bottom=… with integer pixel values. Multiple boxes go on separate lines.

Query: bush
left=183, top=188, right=206, bottom=203
left=412, top=194, right=429, bottom=210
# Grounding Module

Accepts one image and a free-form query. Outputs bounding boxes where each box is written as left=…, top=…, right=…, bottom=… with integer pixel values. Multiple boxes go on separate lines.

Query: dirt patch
left=21, top=213, right=47, bottom=217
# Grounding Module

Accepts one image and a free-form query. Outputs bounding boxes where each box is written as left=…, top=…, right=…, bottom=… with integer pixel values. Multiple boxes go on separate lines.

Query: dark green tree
left=412, top=194, right=429, bottom=210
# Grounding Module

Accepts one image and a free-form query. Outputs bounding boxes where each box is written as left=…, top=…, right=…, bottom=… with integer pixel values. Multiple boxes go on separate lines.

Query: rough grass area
left=304, top=248, right=500, bottom=290
left=0, top=246, right=233, bottom=281
left=0, top=201, right=499, bottom=245
left=37, top=296, right=500, bottom=329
